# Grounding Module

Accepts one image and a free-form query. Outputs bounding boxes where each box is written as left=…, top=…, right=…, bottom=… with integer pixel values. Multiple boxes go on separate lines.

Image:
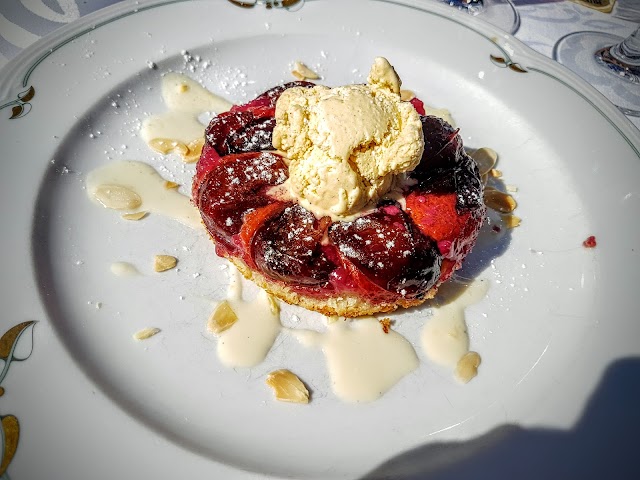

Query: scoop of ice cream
left=272, top=57, right=424, bottom=219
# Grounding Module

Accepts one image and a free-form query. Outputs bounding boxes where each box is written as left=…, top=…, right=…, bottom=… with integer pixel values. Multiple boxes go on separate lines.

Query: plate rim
left=1, top=1, right=640, bottom=479
left=1, top=0, right=639, bottom=152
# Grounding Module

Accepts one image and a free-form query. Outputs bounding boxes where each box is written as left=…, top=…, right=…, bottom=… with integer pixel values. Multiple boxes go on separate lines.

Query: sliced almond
left=484, top=187, right=517, bottom=213
left=148, top=138, right=181, bottom=155
left=506, top=184, right=519, bottom=193
left=148, top=137, right=190, bottom=158
left=208, top=300, right=238, bottom=335
left=379, top=318, right=392, bottom=334
left=291, top=70, right=306, bottom=81
left=400, top=89, right=415, bottom=101
left=455, top=351, right=481, bottom=384
left=502, top=214, right=521, bottom=228
left=266, top=369, right=310, bottom=404
left=94, top=184, right=142, bottom=210
left=164, top=181, right=180, bottom=190
left=292, top=61, right=320, bottom=80
left=267, top=294, right=280, bottom=316
left=149, top=137, right=203, bottom=163
left=154, top=255, right=177, bottom=272
left=490, top=168, right=502, bottom=178
left=183, top=138, right=204, bottom=163
left=172, top=142, right=189, bottom=157
left=471, top=147, right=498, bottom=176
left=133, top=327, right=161, bottom=341
left=122, top=211, right=148, bottom=221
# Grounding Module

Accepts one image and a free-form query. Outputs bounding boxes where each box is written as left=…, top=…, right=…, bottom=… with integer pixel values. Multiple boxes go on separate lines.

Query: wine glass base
left=595, top=46, right=640, bottom=84
left=554, top=31, right=640, bottom=116
left=441, top=0, right=520, bottom=35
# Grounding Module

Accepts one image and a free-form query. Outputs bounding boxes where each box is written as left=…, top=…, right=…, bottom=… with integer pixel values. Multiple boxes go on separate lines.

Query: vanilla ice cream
left=272, top=57, right=424, bottom=219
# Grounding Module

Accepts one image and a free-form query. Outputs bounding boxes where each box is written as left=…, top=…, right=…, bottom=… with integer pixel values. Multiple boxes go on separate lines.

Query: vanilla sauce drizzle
left=140, top=73, right=233, bottom=159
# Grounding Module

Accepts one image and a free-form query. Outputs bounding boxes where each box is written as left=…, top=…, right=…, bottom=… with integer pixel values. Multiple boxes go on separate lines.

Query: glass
left=441, top=0, right=520, bottom=35
left=553, top=26, right=640, bottom=117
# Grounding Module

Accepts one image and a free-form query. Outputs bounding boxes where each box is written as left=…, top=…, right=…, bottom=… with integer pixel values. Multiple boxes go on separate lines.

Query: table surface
left=1, top=0, right=638, bottom=129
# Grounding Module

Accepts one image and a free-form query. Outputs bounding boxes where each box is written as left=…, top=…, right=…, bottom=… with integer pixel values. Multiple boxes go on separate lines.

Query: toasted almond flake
left=291, top=70, right=306, bottom=81
left=490, top=168, right=502, bottom=178
left=154, top=254, right=178, bottom=272
left=455, top=351, right=481, bottom=383
left=207, top=300, right=238, bottom=335
left=164, top=180, right=180, bottom=190
left=148, top=138, right=180, bottom=155
left=150, top=137, right=204, bottom=163
left=133, top=327, right=161, bottom=340
left=471, top=147, right=498, bottom=176
left=122, top=211, right=148, bottom=221
left=379, top=318, right=392, bottom=334
left=400, top=89, right=415, bottom=101
left=183, top=138, right=204, bottom=163
left=266, top=369, right=310, bottom=403
left=173, top=142, right=189, bottom=156
left=502, top=214, right=521, bottom=228
left=267, top=294, right=280, bottom=316
left=148, top=137, right=191, bottom=158
left=292, top=61, right=320, bottom=80
left=484, top=187, right=517, bottom=213
left=94, top=184, right=142, bottom=210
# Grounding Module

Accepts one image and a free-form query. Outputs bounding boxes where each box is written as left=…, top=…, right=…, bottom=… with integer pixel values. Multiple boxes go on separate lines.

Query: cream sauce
left=86, top=160, right=202, bottom=229
left=212, top=267, right=282, bottom=368
left=291, top=318, right=419, bottom=403
left=142, top=111, right=206, bottom=146
left=421, top=279, right=489, bottom=368
left=140, top=73, right=233, bottom=156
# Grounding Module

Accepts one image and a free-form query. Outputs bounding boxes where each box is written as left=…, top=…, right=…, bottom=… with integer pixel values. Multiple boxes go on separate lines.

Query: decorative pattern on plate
left=489, top=54, right=528, bottom=73
left=0, top=0, right=191, bottom=119
left=0, top=0, right=303, bottom=120
left=227, top=0, right=304, bottom=9
left=0, top=321, right=37, bottom=478
left=0, top=86, right=35, bottom=120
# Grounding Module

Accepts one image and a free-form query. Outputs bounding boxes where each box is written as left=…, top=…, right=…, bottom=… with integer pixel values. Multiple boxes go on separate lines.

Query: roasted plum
left=194, top=151, right=288, bottom=253
left=253, top=205, right=336, bottom=286
left=328, top=203, right=441, bottom=298
left=409, top=115, right=483, bottom=212
left=412, top=115, right=464, bottom=172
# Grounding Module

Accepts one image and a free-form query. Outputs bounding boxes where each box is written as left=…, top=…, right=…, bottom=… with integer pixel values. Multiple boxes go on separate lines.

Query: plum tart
left=193, top=67, right=486, bottom=317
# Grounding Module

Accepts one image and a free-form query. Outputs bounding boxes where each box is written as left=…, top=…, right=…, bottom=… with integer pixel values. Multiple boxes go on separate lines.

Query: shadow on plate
left=454, top=217, right=511, bottom=282
left=360, top=357, right=640, bottom=479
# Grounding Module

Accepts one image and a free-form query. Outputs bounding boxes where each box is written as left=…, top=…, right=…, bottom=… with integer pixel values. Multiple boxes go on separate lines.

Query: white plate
left=2, top=1, right=640, bottom=479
